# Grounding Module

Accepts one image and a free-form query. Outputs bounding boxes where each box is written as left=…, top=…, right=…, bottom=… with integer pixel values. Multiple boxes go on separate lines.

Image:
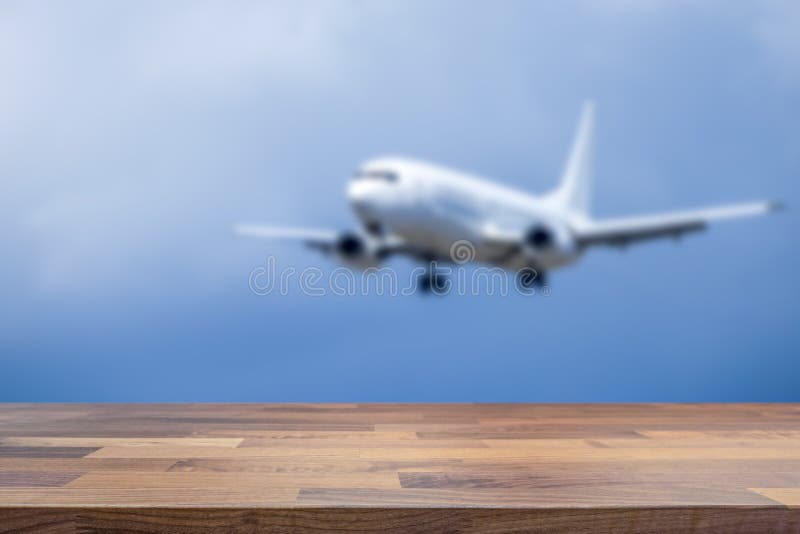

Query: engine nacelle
left=335, top=232, right=383, bottom=268
left=521, top=222, right=578, bottom=268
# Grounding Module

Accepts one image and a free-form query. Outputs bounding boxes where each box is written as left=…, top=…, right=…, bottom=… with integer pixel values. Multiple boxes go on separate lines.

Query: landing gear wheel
left=418, top=269, right=449, bottom=295
left=516, top=266, right=545, bottom=294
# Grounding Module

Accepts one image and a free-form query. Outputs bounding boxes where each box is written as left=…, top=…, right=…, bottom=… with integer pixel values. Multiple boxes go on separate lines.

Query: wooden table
left=1, top=404, right=799, bottom=533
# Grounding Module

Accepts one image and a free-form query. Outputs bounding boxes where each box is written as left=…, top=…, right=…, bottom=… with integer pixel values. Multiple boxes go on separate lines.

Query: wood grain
left=0, top=403, right=798, bottom=533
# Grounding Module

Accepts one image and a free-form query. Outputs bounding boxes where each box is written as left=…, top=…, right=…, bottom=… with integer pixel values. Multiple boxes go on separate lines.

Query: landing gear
left=365, top=221, right=384, bottom=237
left=516, top=266, right=546, bottom=294
left=418, top=267, right=449, bottom=295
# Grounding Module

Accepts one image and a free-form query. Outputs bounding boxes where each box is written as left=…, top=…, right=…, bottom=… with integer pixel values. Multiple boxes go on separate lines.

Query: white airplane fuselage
left=347, top=157, right=580, bottom=270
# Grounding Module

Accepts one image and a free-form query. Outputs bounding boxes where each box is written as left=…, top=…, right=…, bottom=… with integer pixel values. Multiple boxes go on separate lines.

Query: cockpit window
left=354, top=169, right=398, bottom=183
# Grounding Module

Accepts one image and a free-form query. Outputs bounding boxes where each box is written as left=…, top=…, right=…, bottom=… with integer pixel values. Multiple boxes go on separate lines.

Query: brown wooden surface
left=0, top=403, right=799, bottom=533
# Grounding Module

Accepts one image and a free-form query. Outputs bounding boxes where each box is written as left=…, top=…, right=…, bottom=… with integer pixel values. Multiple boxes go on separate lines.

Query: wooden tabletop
left=1, top=404, right=799, bottom=533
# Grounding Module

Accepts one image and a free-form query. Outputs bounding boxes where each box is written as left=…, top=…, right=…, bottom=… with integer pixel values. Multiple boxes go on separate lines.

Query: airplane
left=236, top=101, right=780, bottom=292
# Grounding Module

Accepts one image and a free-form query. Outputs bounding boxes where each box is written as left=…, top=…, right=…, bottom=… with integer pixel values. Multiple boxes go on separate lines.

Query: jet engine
left=521, top=221, right=578, bottom=269
left=334, top=232, right=383, bottom=268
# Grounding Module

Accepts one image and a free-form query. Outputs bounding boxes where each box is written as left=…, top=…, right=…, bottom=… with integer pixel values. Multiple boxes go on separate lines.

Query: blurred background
left=1, top=0, right=797, bottom=401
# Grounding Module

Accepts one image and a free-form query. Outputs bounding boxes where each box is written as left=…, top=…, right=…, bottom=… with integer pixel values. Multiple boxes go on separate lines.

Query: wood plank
left=0, top=446, right=98, bottom=458
left=167, top=458, right=467, bottom=474
left=0, top=471, right=81, bottom=487
left=0, top=437, right=243, bottom=448
left=639, top=429, right=800, bottom=439
left=394, top=459, right=800, bottom=487
left=295, top=485, right=779, bottom=507
left=484, top=437, right=800, bottom=449
left=0, top=458, right=177, bottom=472
left=0, top=487, right=298, bottom=506
left=238, top=438, right=489, bottom=448
left=67, top=471, right=402, bottom=490
left=86, top=446, right=362, bottom=459
left=358, top=446, right=800, bottom=461
left=750, top=488, right=800, bottom=507
left=224, top=430, right=419, bottom=440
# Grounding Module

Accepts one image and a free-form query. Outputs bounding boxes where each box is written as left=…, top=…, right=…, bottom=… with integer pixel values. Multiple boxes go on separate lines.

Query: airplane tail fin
left=551, top=100, right=594, bottom=218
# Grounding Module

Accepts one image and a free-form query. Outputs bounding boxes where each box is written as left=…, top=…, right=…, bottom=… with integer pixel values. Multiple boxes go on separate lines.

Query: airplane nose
left=348, top=180, right=378, bottom=219
left=347, top=180, right=371, bottom=205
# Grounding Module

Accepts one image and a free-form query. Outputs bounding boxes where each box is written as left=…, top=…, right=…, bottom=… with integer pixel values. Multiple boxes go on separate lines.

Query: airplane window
left=354, top=170, right=398, bottom=183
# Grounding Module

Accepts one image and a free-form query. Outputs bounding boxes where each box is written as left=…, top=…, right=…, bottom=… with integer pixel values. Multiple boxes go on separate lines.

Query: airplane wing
left=573, top=201, right=780, bottom=247
left=234, top=224, right=339, bottom=252
left=234, top=224, right=413, bottom=259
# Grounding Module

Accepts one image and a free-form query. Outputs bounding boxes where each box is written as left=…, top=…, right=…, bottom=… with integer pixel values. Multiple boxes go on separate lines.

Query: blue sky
left=1, top=0, right=798, bottom=401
